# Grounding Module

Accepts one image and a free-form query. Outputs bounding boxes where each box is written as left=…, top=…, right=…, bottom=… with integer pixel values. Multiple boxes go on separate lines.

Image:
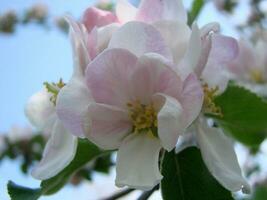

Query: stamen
left=250, top=69, right=264, bottom=84
left=44, top=78, right=65, bottom=105
left=127, top=100, right=158, bottom=137
left=203, top=83, right=223, bottom=117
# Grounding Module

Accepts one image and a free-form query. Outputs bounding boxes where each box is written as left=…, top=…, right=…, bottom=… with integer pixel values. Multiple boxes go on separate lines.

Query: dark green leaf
left=188, top=0, right=204, bottom=25
left=8, top=138, right=105, bottom=199
left=211, top=85, right=267, bottom=147
left=161, top=147, right=234, bottom=200
left=252, top=186, right=267, bottom=200
left=41, top=138, right=103, bottom=195
left=7, top=181, right=42, bottom=200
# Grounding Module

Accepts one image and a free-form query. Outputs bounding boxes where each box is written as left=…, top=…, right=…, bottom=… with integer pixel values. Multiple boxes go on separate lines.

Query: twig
left=137, top=185, right=159, bottom=200
left=100, top=188, right=135, bottom=200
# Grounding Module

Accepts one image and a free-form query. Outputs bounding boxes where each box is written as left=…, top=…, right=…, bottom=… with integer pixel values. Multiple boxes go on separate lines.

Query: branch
left=137, top=185, right=159, bottom=200
left=100, top=188, right=135, bottom=200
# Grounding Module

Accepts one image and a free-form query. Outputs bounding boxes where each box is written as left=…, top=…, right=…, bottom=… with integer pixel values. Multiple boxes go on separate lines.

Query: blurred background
left=1, top=0, right=267, bottom=199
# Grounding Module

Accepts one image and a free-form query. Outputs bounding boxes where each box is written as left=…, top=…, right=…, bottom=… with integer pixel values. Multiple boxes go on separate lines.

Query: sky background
left=0, top=0, right=252, bottom=199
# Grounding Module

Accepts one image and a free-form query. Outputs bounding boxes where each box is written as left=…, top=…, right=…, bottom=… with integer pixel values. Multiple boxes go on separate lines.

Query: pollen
left=250, top=69, right=264, bottom=84
left=203, top=83, right=223, bottom=117
left=44, top=78, right=66, bottom=105
left=127, top=100, right=158, bottom=137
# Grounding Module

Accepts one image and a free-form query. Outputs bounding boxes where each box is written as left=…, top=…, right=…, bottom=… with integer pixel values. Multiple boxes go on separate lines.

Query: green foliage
left=188, top=0, right=204, bottom=25
left=161, top=147, right=234, bottom=200
left=252, top=186, right=267, bottom=200
left=0, top=134, right=46, bottom=173
left=8, top=138, right=106, bottom=199
left=210, top=85, right=267, bottom=147
left=41, top=138, right=103, bottom=195
left=8, top=181, right=42, bottom=200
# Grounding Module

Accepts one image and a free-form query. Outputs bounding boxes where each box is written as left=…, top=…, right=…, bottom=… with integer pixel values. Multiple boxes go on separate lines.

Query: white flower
left=8, top=125, right=33, bottom=143
left=177, top=23, right=250, bottom=193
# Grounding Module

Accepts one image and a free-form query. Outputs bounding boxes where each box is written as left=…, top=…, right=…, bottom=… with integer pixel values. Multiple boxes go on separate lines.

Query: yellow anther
left=44, top=78, right=66, bottom=105
left=250, top=69, right=264, bottom=84
left=127, top=100, right=158, bottom=137
left=203, top=83, right=223, bottom=117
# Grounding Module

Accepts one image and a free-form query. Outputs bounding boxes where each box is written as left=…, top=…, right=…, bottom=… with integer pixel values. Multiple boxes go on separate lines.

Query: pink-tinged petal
left=87, top=27, right=98, bottom=59
left=86, top=48, right=138, bottom=107
left=82, top=7, right=118, bottom=33
left=178, top=23, right=202, bottom=80
left=88, top=23, right=119, bottom=59
left=32, top=120, right=77, bottom=180
left=116, top=133, right=162, bottom=190
left=194, top=22, right=220, bottom=76
left=200, top=22, right=220, bottom=37
left=85, top=103, right=132, bottom=150
left=108, top=21, right=172, bottom=60
left=196, top=118, right=250, bottom=193
left=202, top=34, right=238, bottom=92
left=227, top=39, right=256, bottom=79
left=136, top=0, right=187, bottom=23
left=116, top=0, right=137, bottom=23
left=153, top=20, right=191, bottom=65
left=56, top=78, right=93, bottom=138
left=130, top=53, right=182, bottom=104
left=25, top=89, right=56, bottom=135
left=153, top=93, right=184, bottom=151
left=208, top=34, right=238, bottom=64
left=180, top=73, right=204, bottom=127
left=65, top=16, right=90, bottom=77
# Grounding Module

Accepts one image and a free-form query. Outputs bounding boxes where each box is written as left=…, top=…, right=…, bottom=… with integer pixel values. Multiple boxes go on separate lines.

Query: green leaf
left=211, top=85, right=267, bottom=147
left=188, top=0, right=204, bottom=25
left=7, top=181, right=42, bottom=200
left=8, top=138, right=105, bottom=199
left=41, top=138, right=103, bottom=195
left=252, top=186, right=267, bottom=200
left=161, top=147, right=234, bottom=200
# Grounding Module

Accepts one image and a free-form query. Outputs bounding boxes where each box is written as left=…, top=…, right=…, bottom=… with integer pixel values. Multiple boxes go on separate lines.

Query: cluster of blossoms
left=26, top=0, right=250, bottom=192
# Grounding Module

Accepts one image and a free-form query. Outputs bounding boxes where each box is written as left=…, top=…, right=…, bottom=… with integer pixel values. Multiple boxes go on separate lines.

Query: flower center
left=127, top=100, right=158, bottom=137
left=203, top=83, right=223, bottom=117
left=250, top=69, right=264, bottom=84
left=44, top=78, right=65, bottom=105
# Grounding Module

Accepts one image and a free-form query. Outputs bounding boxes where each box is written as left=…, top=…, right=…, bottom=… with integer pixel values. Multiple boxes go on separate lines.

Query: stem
left=100, top=188, right=135, bottom=200
left=137, top=185, right=159, bottom=200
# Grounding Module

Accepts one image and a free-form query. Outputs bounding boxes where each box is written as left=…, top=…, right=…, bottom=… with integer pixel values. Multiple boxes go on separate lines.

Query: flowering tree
left=2, top=0, right=267, bottom=199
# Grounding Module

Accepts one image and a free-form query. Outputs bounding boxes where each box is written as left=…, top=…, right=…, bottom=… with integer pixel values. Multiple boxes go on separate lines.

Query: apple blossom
left=55, top=0, right=251, bottom=192
left=227, top=39, right=267, bottom=96
left=84, top=50, right=203, bottom=190
left=175, top=22, right=250, bottom=193
left=56, top=17, right=204, bottom=189
left=24, top=17, right=94, bottom=180
left=8, top=125, right=33, bottom=143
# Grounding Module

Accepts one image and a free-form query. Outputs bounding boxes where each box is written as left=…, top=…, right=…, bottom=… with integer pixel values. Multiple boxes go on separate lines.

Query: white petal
left=25, top=89, right=56, bottom=134
left=65, top=16, right=90, bottom=77
left=202, top=34, right=238, bottom=92
left=153, top=20, right=191, bottom=65
left=153, top=93, right=184, bottom=151
left=85, top=103, right=132, bottom=150
left=32, top=120, right=78, bottom=180
left=116, top=0, right=137, bottom=23
left=56, top=77, right=93, bottom=138
left=196, top=118, right=250, bottom=192
left=95, top=23, right=119, bottom=54
left=136, top=0, right=187, bottom=23
left=108, top=21, right=172, bottom=60
left=116, top=133, right=162, bottom=190
left=178, top=23, right=202, bottom=80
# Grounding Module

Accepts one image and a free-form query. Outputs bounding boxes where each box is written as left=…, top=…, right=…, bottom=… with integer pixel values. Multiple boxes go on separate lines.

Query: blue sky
left=0, top=0, right=249, bottom=199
